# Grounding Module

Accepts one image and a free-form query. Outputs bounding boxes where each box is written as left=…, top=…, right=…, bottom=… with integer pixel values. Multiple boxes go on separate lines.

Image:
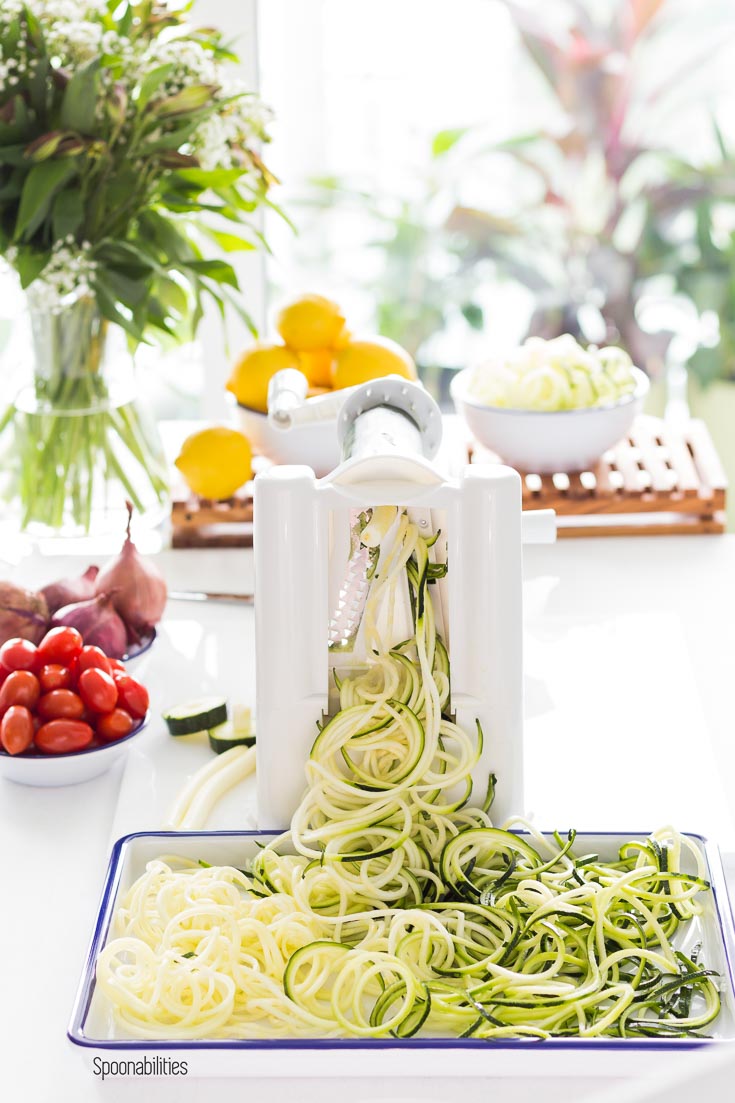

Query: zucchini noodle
left=97, top=513, right=720, bottom=1041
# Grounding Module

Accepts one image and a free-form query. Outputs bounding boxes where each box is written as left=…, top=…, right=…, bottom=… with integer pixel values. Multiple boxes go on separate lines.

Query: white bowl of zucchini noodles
left=452, top=339, right=649, bottom=474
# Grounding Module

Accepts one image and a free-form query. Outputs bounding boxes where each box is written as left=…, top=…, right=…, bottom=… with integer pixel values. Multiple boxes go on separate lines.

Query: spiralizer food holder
left=255, top=378, right=554, bottom=829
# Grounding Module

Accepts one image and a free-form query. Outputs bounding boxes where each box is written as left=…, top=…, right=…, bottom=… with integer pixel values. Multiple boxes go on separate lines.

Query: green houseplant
left=0, top=0, right=275, bottom=535
left=301, top=0, right=735, bottom=393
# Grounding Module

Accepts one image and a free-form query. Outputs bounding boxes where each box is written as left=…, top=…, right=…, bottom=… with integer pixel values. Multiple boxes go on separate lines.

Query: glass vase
left=0, top=288, right=169, bottom=538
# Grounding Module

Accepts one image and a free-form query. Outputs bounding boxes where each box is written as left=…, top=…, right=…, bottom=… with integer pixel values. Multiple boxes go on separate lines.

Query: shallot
left=95, top=502, right=167, bottom=638
left=0, top=582, right=49, bottom=646
left=51, top=592, right=128, bottom=659
left=41, top=565, right=99, bottom=615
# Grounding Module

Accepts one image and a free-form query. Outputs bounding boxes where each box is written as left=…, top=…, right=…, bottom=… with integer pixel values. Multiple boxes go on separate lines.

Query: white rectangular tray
left=68, top=829, right=735, bottom=1078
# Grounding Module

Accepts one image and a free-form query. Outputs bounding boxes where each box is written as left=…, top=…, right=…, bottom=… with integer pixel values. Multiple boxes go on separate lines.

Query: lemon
left=175, top=427, right=253, bottom=500
left=226, top=342, right=300, bottom=413
left=275, top=294, right=347, bottom=351
left=298, top=347, right=334, bottom=388
left=332, top=337, right=417, bottom=389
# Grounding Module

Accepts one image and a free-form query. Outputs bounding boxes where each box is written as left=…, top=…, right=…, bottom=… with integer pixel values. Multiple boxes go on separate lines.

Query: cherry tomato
left=0, top=705, right=34, bottom=755
left=0, top=663, right=9, bottom=687
left=35, top=718, right=93, bottom=754
left=78, top=668, right=117, bottom=713
left=37, top=626, right=83, bottom=666
left=109, top=658, right=126, bottom=674
left=0, top=670, right=40, bottom=714
left=96, top=708, right=134, bottom=742
left=77, top=645, right=112, bottom=677
left=0, top=637, right=38, bottom=672
left=37, top=688, right=85, bottom=721
left=113, top=675, right=149, bottom=719
left=38, top=664, right=72, bottom=693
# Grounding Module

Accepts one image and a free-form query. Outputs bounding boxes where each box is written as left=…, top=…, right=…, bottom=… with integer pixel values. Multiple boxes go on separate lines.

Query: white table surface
left=3, top=536, right=735, bottom=1102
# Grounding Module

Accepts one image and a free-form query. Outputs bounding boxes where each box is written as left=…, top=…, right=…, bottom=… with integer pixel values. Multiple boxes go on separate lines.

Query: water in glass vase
left=0, top=290, right=169, bottom=538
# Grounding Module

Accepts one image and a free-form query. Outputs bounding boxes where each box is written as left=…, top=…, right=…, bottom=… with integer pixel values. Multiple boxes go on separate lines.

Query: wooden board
left=470, top=416, right=727, bottom=537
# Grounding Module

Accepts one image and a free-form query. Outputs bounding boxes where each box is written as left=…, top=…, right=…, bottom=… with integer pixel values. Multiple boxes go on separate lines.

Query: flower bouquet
left=0, top=0, right=274, bottom=535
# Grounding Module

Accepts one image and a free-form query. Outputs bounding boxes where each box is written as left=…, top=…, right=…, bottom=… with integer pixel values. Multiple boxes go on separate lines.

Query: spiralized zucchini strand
left=98, top=513, right=720, bottom=1041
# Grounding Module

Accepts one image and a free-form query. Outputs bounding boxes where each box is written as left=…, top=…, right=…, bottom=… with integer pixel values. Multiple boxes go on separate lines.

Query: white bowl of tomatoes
left=0, top=627, right=149, bottom=787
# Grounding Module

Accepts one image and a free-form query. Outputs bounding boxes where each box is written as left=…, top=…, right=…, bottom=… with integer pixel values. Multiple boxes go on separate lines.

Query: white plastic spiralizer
left=254, top=379, right=554, bottom=829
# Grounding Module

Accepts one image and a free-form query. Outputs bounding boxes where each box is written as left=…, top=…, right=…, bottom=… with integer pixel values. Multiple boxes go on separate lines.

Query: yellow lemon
left=175, top=427, right=253, bottom=500
left=332, top=336, right=417, bottom=390
left=275, top=294, right=347, bottom=351
left=226, top=342, right=300, bottom=412
left=297, top=347, right=334, bottom=388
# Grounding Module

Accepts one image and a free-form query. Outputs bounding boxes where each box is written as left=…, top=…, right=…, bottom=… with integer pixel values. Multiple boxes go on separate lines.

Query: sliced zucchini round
left=208, top=720, right=255, bottom=754
left=163, top=696, right=228, bottom=736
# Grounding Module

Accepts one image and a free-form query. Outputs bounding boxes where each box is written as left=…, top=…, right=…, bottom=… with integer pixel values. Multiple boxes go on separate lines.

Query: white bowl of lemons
left=225, top=295, right=418, bottom=477
left=452, top=336, right=649, bottom=474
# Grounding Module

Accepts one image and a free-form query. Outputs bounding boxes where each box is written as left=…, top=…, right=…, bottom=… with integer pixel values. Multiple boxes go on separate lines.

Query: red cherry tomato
left=38, top=664, right=72, bottom=693
left=0, top=663, right=9, bottom=687
left=109, top=658, right=126, bottom=673
left=0, top=705, right=34, bottom=755
left=113, top=675, right=149, bottom=719
left=78, top=668, right=118, bottom=713
left=35, top=718, right=93, bottom=754
left=37, top=688, right=85, bottom=721
left=77, top=645, right=112, bottom=677
left=96, top=708, right=134, bottom=742
left=0, top=637, right=38, bottom=672
left=0, top=670, right=40, bottom=714
left=37, top=626, right=83, bottom=666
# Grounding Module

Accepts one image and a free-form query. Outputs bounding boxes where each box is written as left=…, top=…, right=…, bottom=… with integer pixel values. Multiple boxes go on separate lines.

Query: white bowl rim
left=451, top=364, right=649, bottom=416
left=0, top=712, right=148, bottom=762
left=231, top=396, right=337, bottom=424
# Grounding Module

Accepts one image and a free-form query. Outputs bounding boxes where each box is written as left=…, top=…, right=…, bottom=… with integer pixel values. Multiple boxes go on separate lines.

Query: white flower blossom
left=30, top=240, right=98, bottom=314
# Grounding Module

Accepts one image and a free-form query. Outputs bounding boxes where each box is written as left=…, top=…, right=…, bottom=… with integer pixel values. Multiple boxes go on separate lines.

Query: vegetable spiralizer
left=254, top=379, right=554, bottom=829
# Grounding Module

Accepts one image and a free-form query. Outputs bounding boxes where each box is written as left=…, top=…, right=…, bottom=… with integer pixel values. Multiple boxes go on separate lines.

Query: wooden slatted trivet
left=470, top=416, right=727, bottom=537
left=171, top=416, right=727, bottom=545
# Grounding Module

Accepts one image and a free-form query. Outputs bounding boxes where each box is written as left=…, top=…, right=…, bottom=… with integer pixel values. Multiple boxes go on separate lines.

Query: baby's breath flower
left=31, top=242, right=98, bottom=314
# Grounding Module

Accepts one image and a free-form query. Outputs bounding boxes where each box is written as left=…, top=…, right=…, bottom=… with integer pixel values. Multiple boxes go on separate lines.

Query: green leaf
left=141, top=116, right=204, bottom=151
left=93, top=275, right=147, bottom=343
left=461, top=302, right=484, bottom=330
left=0, top=166, right=24, bottom=200
left=139, top=210, right=199, bottom=262
left=14, top=159, right=77, bottom=240
left=201, top=228, right=256, bottom=253
left=0, top=95, right=31, bottom=143
left=221, top=285, right=258, bottom=337
left=51, top=188, right=83, bottom=240
left=94, top=238, right=159, bottom=273
left=60, top=58, right=100, bottom=133
left=183, top=258, right=239, bottom=288
left=15, top=249, right=49, bottom=288
left=135, top=64, right=174, bottom=111
left=156, top=276, right=189, bottom=316
left=432, top=128, right=469, bottom=158
left=0, top=144, right=26, bottom=165
left=176, top=167, right=244, bottom=190
left=689, top=345, right=725, bottom=386
left=713, top=115, right=729, bottom=162
left=103, top=266, right=150, bottom=307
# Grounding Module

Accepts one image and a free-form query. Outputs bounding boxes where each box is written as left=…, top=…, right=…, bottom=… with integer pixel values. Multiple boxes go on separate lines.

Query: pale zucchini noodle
left=97, top=514, right=720, bottom=1041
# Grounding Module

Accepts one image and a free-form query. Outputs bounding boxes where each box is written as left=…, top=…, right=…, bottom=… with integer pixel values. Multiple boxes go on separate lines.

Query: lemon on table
left=332, top=336, right=417, bottom=389
left=275, top=294, right=347, bottom=351
left=226, top=342, right=300, bottom=412
left=297, top=347, right=334, bottom=388
left=175, top=427, right=253, bottom=500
